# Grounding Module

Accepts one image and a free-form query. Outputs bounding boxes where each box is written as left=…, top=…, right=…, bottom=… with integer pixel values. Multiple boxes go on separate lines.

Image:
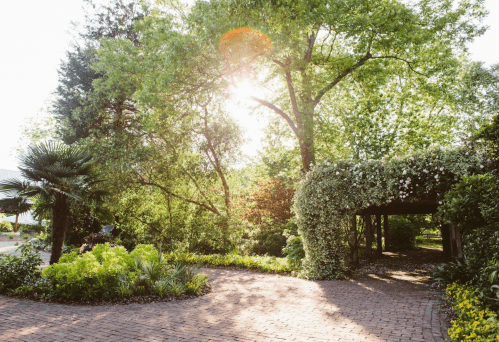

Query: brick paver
left=0, top=268, right=445, bottom=342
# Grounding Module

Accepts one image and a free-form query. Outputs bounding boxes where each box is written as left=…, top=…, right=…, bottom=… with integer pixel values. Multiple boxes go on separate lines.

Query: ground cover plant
left=164, top=252, right=295, bottom=274
left=446, top=283, right=499, bottom=341
left=0, top=243, right=210, bottom=304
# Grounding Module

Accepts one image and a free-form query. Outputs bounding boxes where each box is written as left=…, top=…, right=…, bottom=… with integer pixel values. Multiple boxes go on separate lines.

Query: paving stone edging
left=423, top=300, right=450, bottom=342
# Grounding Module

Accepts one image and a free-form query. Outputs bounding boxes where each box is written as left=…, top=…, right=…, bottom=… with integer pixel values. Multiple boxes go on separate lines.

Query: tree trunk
left=14, top=212, right=19, bottom=233
left=299, top=129, right=315, bottom=173
left=50, top=194, right=70, bottom=265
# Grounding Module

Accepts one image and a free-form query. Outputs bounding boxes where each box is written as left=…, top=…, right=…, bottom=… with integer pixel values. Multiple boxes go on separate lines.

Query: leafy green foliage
left=164, top=252, right=293, bottom=274
left=439, top=174, right=499, bottom=232
left=0, top=221, right=13, bottom=232
left=295, top=147, right=487, bottom=279
left=388, top=216, right=417, bottom=251
left=40, top=244, right=209, bottom=301
left=0, top=142, right=105, bottom=264
left=0, top=245, right=42, bottom=292
left=446, top=284, right=499, bottom=341
left=282, top=232, right=305, bottom=269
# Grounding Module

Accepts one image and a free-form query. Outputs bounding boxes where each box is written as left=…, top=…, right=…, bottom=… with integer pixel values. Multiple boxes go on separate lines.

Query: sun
left=229, top=78, right=262, bottom=102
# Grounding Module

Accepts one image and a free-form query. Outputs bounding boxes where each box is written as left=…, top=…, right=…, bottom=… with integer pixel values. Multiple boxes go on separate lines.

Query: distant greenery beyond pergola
left=294, top=147, right=489, bottom=280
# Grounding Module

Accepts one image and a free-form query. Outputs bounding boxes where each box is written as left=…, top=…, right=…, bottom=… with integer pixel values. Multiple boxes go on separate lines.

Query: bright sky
left=0, top=0, right=498, bottom=171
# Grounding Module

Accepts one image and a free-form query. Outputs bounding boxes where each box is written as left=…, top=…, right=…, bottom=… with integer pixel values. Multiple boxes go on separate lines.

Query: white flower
left=481, top=165, right=484, bottom=169
left=439, top=201, right=442, bottom=205
left=400, top=180, right=404, bottom=183
left=440, top=167, right=444, bottom=171
left=353, top=183, right=356, bottom=187
left=403, top=170, right=407, bottom=175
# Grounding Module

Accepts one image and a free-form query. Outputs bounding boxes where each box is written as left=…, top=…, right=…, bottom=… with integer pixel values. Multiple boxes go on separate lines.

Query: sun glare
left=225, top=78, right=268, bottom=162
left=229, top=78, right=261, bottom=102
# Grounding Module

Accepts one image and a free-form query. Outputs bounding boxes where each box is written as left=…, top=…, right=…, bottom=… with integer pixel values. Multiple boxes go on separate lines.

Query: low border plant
left=163, top=252, right=294, bottom=274
left=446, top=283, right=499, bottom=341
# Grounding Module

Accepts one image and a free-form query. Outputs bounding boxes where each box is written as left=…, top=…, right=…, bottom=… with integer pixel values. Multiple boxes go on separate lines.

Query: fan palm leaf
left=7, top=141, right=104, bottom=264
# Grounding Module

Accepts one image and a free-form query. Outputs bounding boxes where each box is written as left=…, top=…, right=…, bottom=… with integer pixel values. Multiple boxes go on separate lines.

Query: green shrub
left=388, top=216, right=418, bottom=251
left=23, top=238, right=49, bottom=251
left=282, top=232, right=305, bottom=268
left=439, top=174, right=499, bottom=233
left=163, top=252, right=293, bottom=273
left=0, top=221, right=13, bottom=232
left=184, top=274, right=209, bottom=295
left=41, top=243, right=209, bottom=301
left=18, top=223, right=45, bottom=234
left=239, top=221, right=288, bottom=257
left=433, top=257, right=475, bottom=286
left=446, top=283, right=499, bottom=341
left=0, top=244, right=42, bottom=292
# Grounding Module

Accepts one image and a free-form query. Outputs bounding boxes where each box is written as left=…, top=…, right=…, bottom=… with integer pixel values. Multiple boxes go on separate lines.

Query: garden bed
left=2, top=282, right=211, bottom=306
left=0, top=244, right=211, bottom=306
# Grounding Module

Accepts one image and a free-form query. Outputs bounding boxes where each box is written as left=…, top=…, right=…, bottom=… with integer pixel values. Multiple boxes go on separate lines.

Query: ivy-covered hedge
left=294, top=148, right=488, bottom=280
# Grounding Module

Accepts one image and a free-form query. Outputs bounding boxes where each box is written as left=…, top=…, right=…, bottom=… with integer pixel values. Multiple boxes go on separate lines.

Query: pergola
left=349, top=196, right=462, bottom=266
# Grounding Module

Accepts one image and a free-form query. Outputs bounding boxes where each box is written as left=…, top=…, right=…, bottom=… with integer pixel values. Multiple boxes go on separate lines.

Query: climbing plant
left=294, top=147, right=490, bottom=280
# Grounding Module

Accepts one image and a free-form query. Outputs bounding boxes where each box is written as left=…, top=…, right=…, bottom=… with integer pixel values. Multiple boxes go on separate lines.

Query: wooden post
left=383, top=214, right=390, bottom=252
left=349, top=215, right=359, bottom=267
left=449, top=224, right=463, bottom=258
left=376, top=214, right=382, bottom=258
left=365, top=214, right=372, bottom=259
left=441, top=223, right=451, bottom=260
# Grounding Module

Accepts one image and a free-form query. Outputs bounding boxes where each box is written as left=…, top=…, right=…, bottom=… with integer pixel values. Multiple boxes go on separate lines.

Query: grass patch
left=416, top=237, right=442, bottom=249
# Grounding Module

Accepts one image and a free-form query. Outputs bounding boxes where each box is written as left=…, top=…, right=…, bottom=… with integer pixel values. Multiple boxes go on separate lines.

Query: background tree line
left=13, top=0, right=496, bottom=260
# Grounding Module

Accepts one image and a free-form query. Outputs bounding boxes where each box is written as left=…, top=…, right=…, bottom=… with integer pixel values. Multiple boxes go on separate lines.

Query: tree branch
left=371, top=55, right=427, bottom=77
left=249, top=96, right=301, bottom=138
left=313, top=52, right=372, bottom=108
left=136, top=180, right=221, bottom=215
left=202, top=106, right=231, bottom=215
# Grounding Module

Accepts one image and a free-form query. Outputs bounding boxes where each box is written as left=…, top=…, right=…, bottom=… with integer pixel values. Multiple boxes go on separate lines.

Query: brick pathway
left=0, top=268, right=447, bottom=342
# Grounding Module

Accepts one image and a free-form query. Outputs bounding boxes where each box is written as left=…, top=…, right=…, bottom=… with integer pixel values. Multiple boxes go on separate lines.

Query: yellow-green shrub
left=446, top=283, right=499, bottom=341
left=164, top=252, right=293, bottom=273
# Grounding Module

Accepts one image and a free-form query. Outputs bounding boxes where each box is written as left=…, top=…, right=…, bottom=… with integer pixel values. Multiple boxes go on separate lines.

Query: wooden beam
left=376, top=214, right=382, bottom=258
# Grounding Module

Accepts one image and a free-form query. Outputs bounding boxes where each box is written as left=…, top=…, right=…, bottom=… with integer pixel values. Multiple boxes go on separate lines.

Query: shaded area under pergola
left=348, top=196, right=462, bottom=267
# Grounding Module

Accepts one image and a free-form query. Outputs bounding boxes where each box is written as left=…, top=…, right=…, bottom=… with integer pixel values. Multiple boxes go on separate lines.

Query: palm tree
left=0, top=180, right=33, bottom=232
left=0, top=142, right=102, bottom=264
